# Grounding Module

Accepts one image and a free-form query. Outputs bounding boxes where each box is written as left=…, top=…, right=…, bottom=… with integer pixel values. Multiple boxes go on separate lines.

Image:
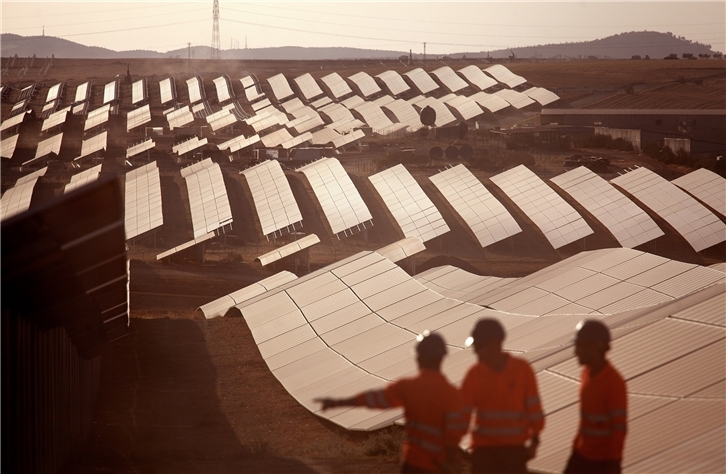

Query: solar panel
left=468, top=91, right=511, bottom=113
left=241, top=160, right=304, bottom=238
left=45, top=83, right=61, bottom=103
left=320, top=72, right=353, bottom=99
left=205, top=109, right=238, bottom=132
left=181, top=158, right=233, bottom=238
left=165, top=106, right=194, bottom=129
left=84, top=104, right=111, bottom=131
left=241, top=76, right=265, bottom=102
left=551, top=167, right=663, bottom=248
left=131, top=79, right=145, bottom=105
left=351, top=100, right=408, bottom=135
left=267, top=73, right=295, bottom=101
left=64, top=163, right=102, bottom=194
left=294, top=73, right=325, bottom=101
left=198, top=271, right=299, bottom=319
left=124, top=161, right=164, bottom=240
left=493, top=89, right=536, bottom=109
left=213, top=75, right=232, bottom=103
left=347, top=71, right=381, bottom=98
left=1, top=167, right=47, bottom=221
left=408, top=97, right=457, bottom=127
left=76, top=131, right=107, bottom=161
left=440, top=94, right=484, bottom=121
left=10, top=99, right=29, bottom=116
left=172, top=136, right=208, bottom=156
left=126, top=138, right=155, bottom=159
left=369, top=164, right=449, bottom=242
left=490, top=165, right=593, bottom=249
left=31, top=133, right=64, bottom=162
left=611, top=167, right=726, bottom=252
left=74, top=81, right=91, bottom=103
left=522, top=87, right=560, bottom=106
left=218, top=133, right=261, bottom=153
left=672, top=168, right=726, bottom=218
left=402, top=68, right=439, bottom=95
left=159, top=78, right=175, bottom=105
left=430, top=66, right=468, bottom=93
left=41, top=107, right=70, bottom=132
left=257, top=234, right=321, bottom=266
left=483, top=64, right=527, bottom=88
left=372, top=95, right=395, bottom=107
left=0, top=111, right=28, bottom=133
left=318, top=102, right=355, bottom=123
left=297, top=158, right=373, bottom=237
left=375, top=237, right=426, bottom=263
left=156, top=231, right=215, bottom=260
left=252, top=98, right=272, bottom=111
left=126, top=104, right=151, bottom=132
left=311, top=96, right=333, bottom=109
left=458, top=65, right=498, bottom=91
left=430, top=164, right=521, bottom=248
left=286, top=114, right=325, bottom=134
left=1, top=134, right=19, bottom=159
left=375, top=70, right=410, bottom=97
left=102, top=80, right=117, bottom=104
left=186, top=76, right=204, bottom=104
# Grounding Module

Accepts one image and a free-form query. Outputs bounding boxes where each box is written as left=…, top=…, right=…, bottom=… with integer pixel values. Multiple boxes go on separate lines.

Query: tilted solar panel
left=241, top=160, right=303, bottom=238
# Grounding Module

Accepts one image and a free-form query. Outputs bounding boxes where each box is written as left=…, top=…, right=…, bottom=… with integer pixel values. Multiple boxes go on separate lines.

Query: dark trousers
left=471, top=446, right=528, bottom=474
left=563, top=450, right=621, bottom=474
left=401, top=462, right=437, bottom=474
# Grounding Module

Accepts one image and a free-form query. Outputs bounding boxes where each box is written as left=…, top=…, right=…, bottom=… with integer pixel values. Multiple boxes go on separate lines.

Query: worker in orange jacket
left=564, top=320, right=627, bottom=474
left=461, top=318, right=544, bottom=474
left=316, top=332, right=467, bottom=473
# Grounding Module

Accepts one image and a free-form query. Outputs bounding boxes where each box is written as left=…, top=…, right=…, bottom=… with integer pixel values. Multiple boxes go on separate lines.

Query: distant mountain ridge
left=1, top=31, right=721, bottom=60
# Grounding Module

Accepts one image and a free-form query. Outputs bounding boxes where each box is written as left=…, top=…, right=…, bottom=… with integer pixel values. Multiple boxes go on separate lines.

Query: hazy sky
left=2, top=1, right=724, bottom=54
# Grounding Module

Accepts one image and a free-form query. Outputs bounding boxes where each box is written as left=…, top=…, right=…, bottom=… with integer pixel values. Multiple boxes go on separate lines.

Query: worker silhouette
left=462, top=318, right=544, bottom=474
left=316, top=332, right=467, bottom=473
left=564, top=320, right=627, bottom=474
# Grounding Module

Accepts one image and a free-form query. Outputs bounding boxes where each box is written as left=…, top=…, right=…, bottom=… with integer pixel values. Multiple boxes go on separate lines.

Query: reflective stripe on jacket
left=574, top=362, right=628, bottom=461
left=461, top=355, right=544, bottom=447
left=354, top=369, right=466, bottom=471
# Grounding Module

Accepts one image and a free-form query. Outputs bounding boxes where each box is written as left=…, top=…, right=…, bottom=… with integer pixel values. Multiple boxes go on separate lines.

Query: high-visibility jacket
left=461, top=355, right=544, bottom=447
left=354, top=369, right=467, bottom=472
left=574, top=361, right=627, bottom=461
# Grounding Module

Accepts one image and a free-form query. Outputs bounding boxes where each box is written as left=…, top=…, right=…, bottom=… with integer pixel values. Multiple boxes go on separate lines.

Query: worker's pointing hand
left=314, top=398, right=338, bottom=411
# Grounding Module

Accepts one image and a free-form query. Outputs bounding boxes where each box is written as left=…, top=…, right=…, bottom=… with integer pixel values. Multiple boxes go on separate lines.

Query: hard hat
left=416, top=331, right=448, bottom=358
left=465, top=318, right=505, bottom=347
left=575, top=319, right=611, bottom=344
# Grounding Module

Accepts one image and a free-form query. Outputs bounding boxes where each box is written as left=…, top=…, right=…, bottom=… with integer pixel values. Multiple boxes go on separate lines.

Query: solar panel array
left=102, top=80, right=117, bottom=104
left=186, top=76, right=204, bottom=104
left=126, top=104, right=151, bottom=132
left=172, top=136, right=208, bottom=156
left=77, top=131, right=107, bottom=160
left=1, top=112, right=28, bottom=133
left=493, top=89, right=536, bottom=109
left=257, top=234, right=321, bottom=266
left=430, top=66, right=468, bottom=93
left=440, top=94, right=484, bottom=121
left=31, top=133, right=64, bottom=162
left=490, top=165, right=593, bottom=249
left=294, top=73, right=325, bottom=101
left=409, top=97, right=457, bottom=127
left=124, top=161, right=163, bottom=240
left=131, top=79, right=146, bottom=105
left=347, top=71, right=381, bottom=98
left=159, top=78, right=175, bottom=105
left=522, top=87, right=560, bottom=106
left=74, top=81, right=91, bottom=103
left=430, top=164, right=521, bottom=248
left=369, top=164, right=449, bottom=242
left=297, top=158, right=373, bottom=237
left=1, top=167, right=47, bottom=221
left=469, top=91, right=511, bottom=113
left=1, top=134, right=19, bottom=159
left=458, top=65, right=498, bottom=91
left=218, top=134, right=261, bottom=153
left=213, top=76, right=232, bottom=103
left=375, top=236, right=426, bottom=263
left=205, top=109, right=238, bottom=132
left=261, top=129, right=313, bottom=149
left=551, top=167, right=663, bottom=248
left=267, top=73, right=295, bottom=101
left=375, top=70, right=410, bottom=96
left=181, top=158, right=233, bottom=238
left=381, top=99, right=422, bottom=131
left=156, top=231, right=215, bottom=261
left=45, top=83, right=61, bottom=103
left=320, top=72, right=353, bottom=99
left=671, top=168, right=726, bottom=218
left=350, top=100, right=408, bottom=135
left=41, top=107, right=70, bottom=132
left=126, top=138, right=155, bottom=159
left=241, top=75, right=265, bottom=102
left=64, top=164, right=102, bottom=194
left=165, top=106, right=195, bottom=129
left=483, top=64, right=527, bottom=88
left=402, top=68, right=439, bottom=95
left=611, top=167, right=726, bottom=252
left=241, top=160, right=303, bottom=238
left=84, top=105, right=110, bottom=132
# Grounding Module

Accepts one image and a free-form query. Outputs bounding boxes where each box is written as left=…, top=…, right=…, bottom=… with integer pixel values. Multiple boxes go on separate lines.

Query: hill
left=482, top=31, right=721, bottom=60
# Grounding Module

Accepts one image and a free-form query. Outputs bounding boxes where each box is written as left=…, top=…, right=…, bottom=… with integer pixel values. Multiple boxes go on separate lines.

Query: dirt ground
left=1, top=58, right=724, bottom=473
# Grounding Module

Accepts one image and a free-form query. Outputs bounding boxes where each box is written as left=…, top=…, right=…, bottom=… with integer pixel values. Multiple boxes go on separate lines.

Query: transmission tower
left=211, top=0, right=221, bottom=60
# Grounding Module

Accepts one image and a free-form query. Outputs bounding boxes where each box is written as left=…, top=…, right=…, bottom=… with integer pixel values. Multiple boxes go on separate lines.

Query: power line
left=2, top=2, right=199, bottom=20
left=56, top=18, right=209, bottom=39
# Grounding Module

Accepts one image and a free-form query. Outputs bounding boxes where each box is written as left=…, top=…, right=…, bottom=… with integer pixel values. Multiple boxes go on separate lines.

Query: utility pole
left=211, top=0, right=221, bottom=59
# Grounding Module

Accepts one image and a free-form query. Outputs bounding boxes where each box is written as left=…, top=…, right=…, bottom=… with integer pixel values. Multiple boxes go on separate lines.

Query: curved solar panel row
left=241, top=160, right=303, bottom=239
left=181, top=158, right=232, bottom=238
left=347, top=71, right=381, bottom=98
left=611, top=167, right=726, bottom=252
left=296, top=158, right=372, bottom=238
left=430, top=164, right=521, bottom=248
left=671, top=168, right=726, bottom=218
left=0, top=167, right=47, bottom=221
left=415, top=247, right=726, bottom=315
left=369, top=164, right=449, bottom=243
left=490, top=165, right=593, bottom=249
left=124, top=161, right=163, bottom=240
left=65, top=164, right=102, bottom=195
left=551, top=166, right=663, bottom=248
left=484, top=64, right=527, bottom=88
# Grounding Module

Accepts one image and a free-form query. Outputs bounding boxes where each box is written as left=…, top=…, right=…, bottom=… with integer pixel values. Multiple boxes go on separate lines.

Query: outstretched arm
left=315, top=396, right=360, bottom=411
